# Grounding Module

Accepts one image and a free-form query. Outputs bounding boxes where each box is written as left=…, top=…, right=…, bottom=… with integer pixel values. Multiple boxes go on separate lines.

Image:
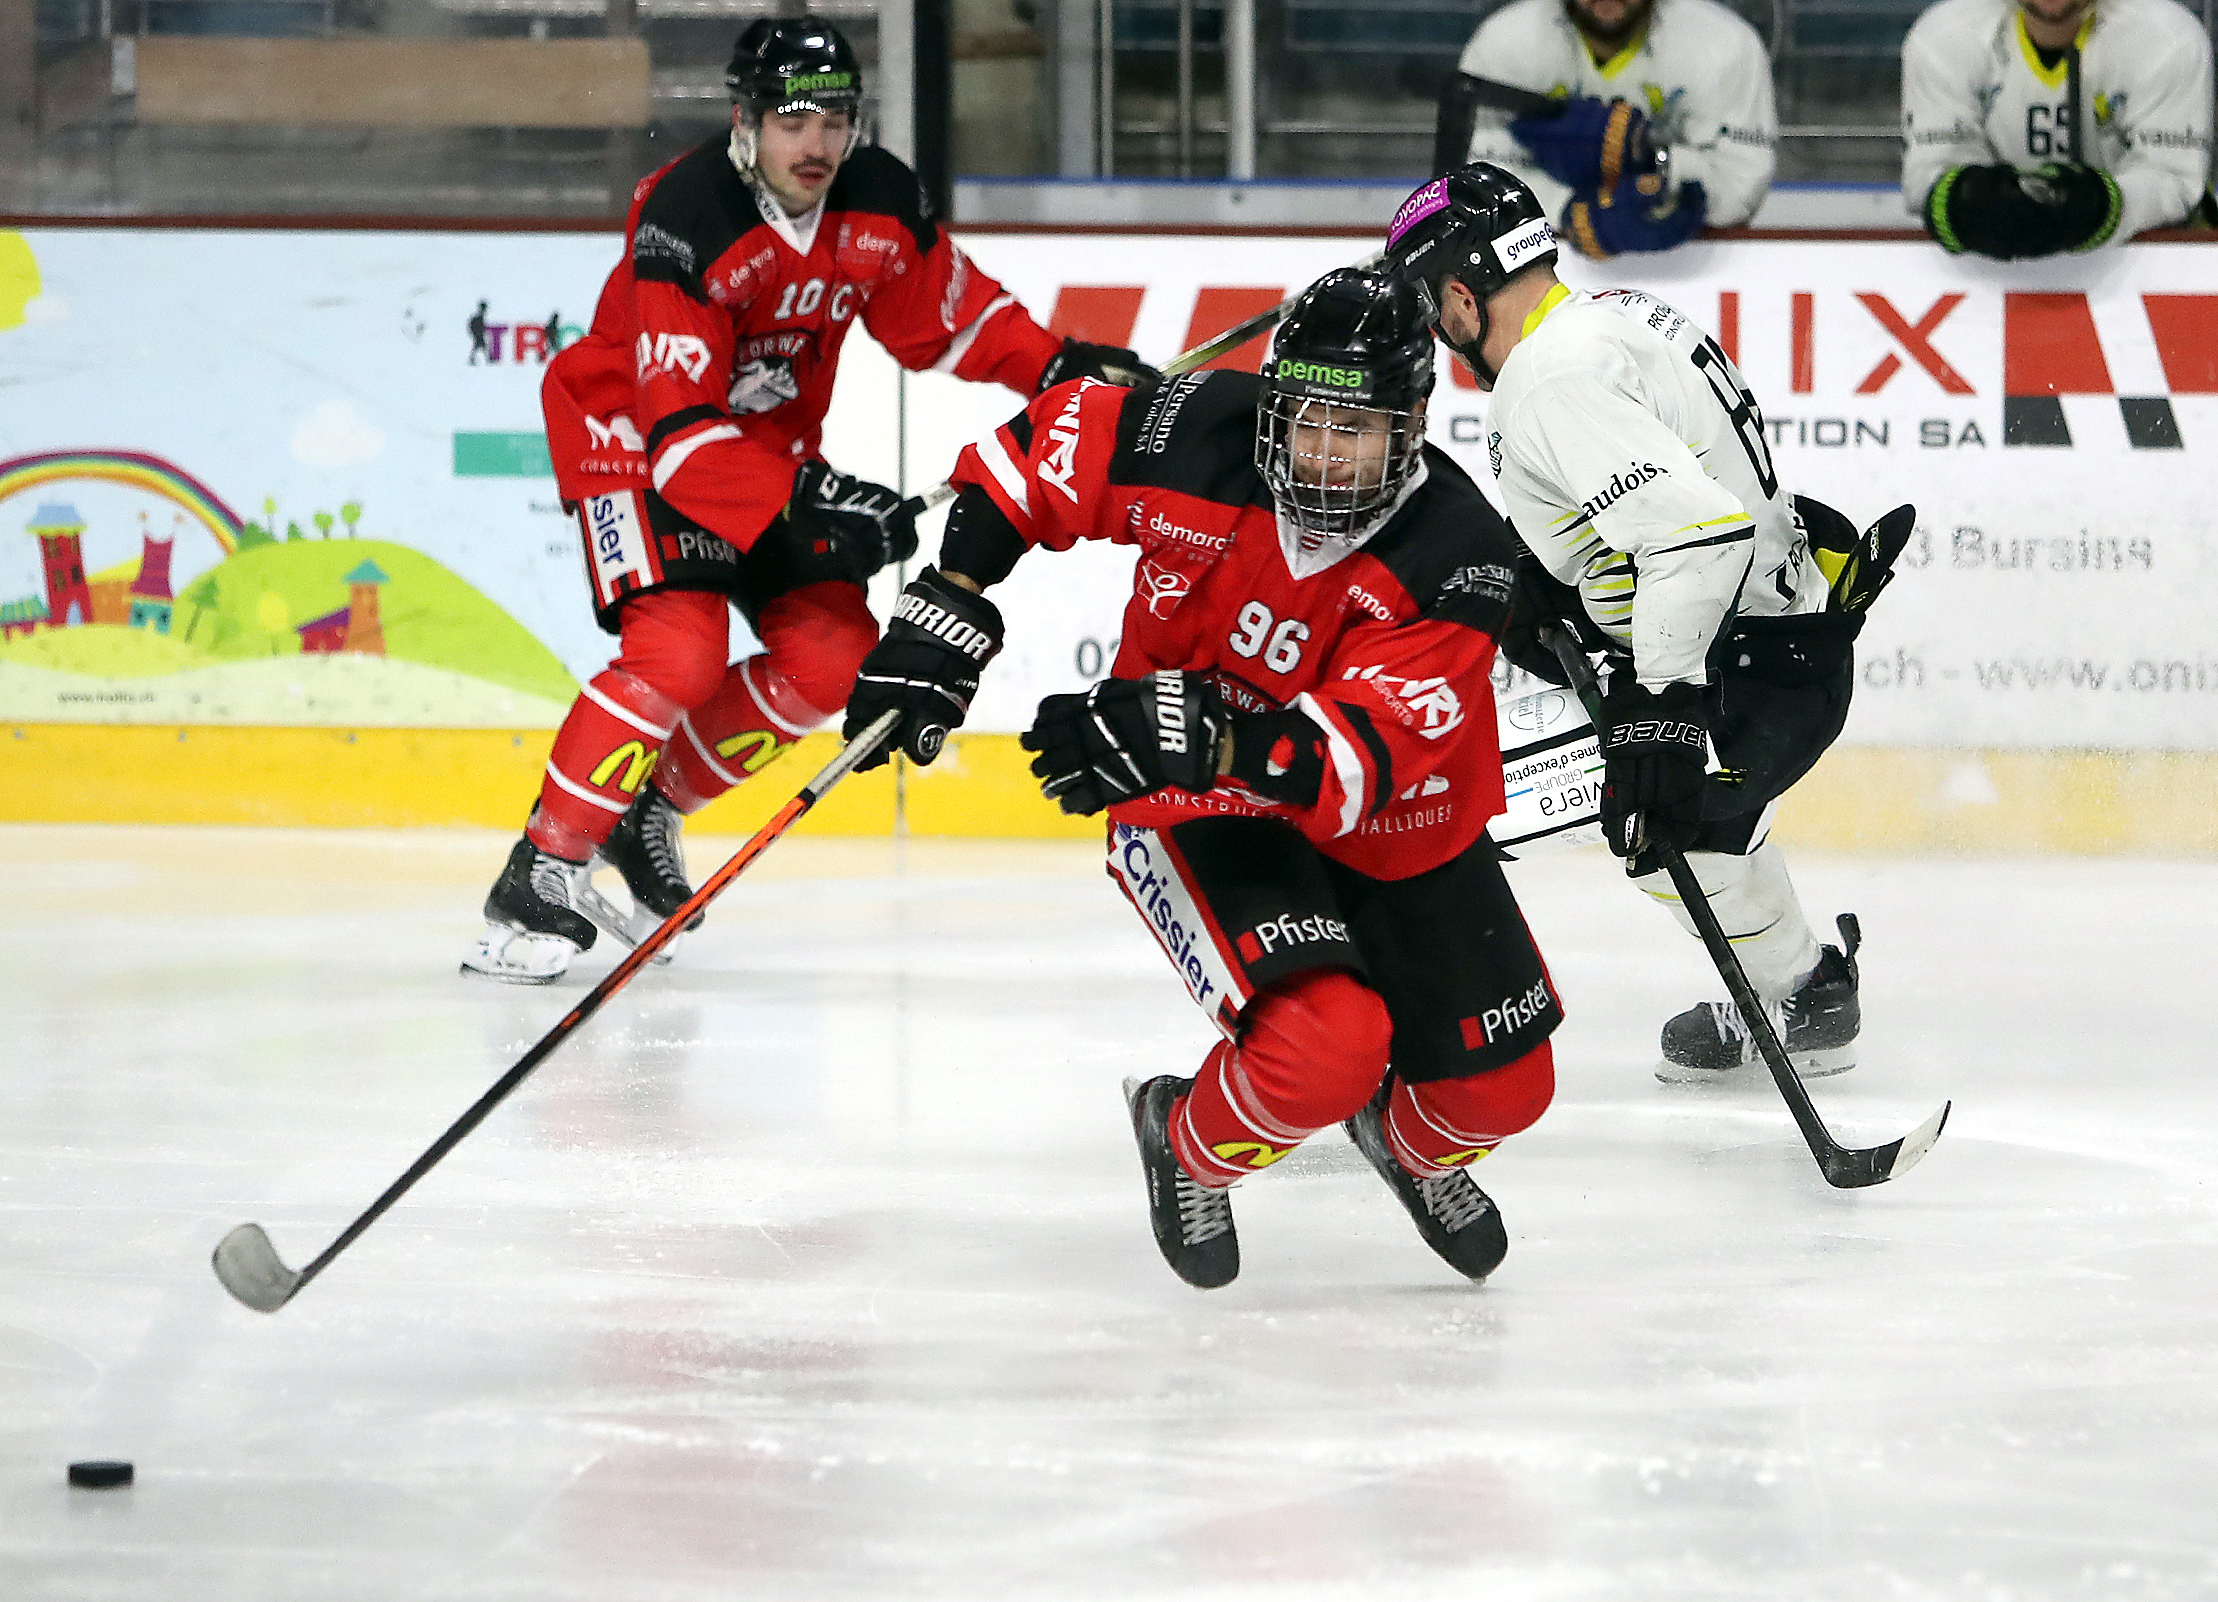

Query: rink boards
left=1, top=220, right=2214, bottom=849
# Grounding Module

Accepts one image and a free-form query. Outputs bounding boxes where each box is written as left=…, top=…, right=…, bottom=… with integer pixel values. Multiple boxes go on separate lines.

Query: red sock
left=1169, top=970, right=1392, bottom=1187
left=655, top=581, right=880, bottom=812
left=528, top=668, right=683, bottom=859
left=1381, top=1041, right=1556, bottom=1174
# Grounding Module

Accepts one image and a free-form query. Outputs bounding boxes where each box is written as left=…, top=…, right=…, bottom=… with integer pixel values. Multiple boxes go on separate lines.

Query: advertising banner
left=3, top=225, right=2213, bottom=751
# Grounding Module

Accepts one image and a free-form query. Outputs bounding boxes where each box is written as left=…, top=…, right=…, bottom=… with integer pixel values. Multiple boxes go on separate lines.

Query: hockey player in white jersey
left=1452, top=0, right=1776, bottom=255
left=1384, top=164, right=1914, bottom=1080
left=1903, top=0, right=2213, bottom=257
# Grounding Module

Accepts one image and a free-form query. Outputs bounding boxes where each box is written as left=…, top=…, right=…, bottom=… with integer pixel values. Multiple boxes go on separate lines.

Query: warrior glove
left=842, top=567, right=1005, bottom=770
left=1563, top=175, right=1707, bottom=258
left=1037, top=338, right=1162, bottom=393
left=1598, top=679, right=1710, bottom=857
left=787, top=459, right=922, bottom=581
left=1023, top=671, right=1228, bottom=815
left=1510, top=95, right=1652, bottom=192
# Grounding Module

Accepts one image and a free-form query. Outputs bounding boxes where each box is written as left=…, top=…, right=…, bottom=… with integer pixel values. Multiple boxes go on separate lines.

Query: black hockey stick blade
left=1536, top=626, right=1949, bottom=1187
left=212, top=1222, right=302, bottom=1313
left=210, top=712, right=899, bottom=1313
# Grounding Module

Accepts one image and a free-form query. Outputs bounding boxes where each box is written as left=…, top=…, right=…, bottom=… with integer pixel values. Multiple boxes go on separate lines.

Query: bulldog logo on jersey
left=729, top=355, right=801, bottom=414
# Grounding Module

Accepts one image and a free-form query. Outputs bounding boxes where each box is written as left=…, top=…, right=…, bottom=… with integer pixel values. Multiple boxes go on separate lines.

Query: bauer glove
left=1598, top=679, right=1709, bottom=857
left=1022, top=671, right=1228, bottom=815
left=842, top=567, right=1005, bottom=770
left=1510, top=95, right=1653, bottom=193
left=1563, top=175, right=1707, bottom=258
left=1037, top=338, right=1162, bottom=393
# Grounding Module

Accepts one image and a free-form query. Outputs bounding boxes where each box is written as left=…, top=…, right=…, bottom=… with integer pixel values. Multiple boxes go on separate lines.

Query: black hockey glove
left=1037, top=338, right=1162, bottom=393
left=1022, top=671, right=1228, bottom=815
left=789, top=459, right=922, bottom=578
left=1510, top=95, right=1652, bottom=192
left=1598, top=679, right=1709, bottom=857
left=1925, top=163, right=2118, bottom=259
left=842, top=567, right=1006, bottom=770
left=1497, top=552, right=1576, bottom=688
left=1562, top=176, right=1707, bottom=258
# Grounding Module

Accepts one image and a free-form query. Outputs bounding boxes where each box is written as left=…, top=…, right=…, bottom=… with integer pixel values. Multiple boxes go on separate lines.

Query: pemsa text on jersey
left=1458, top=0, right=1777, bottom=226
left=1901, top=0, right=2213, bottom=239
left=1485, top=287, right=1824, bottom=690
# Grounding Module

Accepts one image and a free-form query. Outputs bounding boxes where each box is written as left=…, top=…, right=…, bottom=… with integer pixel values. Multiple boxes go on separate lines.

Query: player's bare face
left=1564, top=0, right=1652, bottom=48
left=1288, top=402, right=1403, bottom=492
left=753, top=109, right=853, bottom=215
left=2017, top=0, right=2093, bottom=44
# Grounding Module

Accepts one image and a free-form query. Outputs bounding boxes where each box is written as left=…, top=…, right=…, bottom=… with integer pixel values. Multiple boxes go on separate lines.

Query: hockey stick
left=1539, top=627, right=1948, bottom=1188
left=212, top=710, right=901, bottom=1313
left=913, top=265, right=1383, bottom=512
left=2065, top=44, right=2084, bottom=166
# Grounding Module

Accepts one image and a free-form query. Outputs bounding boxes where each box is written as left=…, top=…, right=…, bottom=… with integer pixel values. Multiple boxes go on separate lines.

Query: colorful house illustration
left=130, top=532, right=176, bottom=634
left=26, top=502, right=91, bottom=628
left=295, top=560, right=389, bottom=656
left=0, top=595, right=47, bottom=640
left=343, top=559, right=387, bottom=656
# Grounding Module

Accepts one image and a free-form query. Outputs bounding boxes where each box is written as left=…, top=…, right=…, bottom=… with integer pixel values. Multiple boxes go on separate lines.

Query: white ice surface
left=4, top=825, right=2216, bottom=1601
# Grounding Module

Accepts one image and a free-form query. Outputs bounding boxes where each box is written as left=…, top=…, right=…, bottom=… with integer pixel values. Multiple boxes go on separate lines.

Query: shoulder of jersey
left=1905, top=0, right=2006, bottom=48
left=1470, top=0, right=1572, bottom=60
left=2103, top=0, right=2210, bottom=45
left=632, top=137, right=759, bottom=288
left=824, top=145, right=939, bottom=253
left=1658, top=0, right=1767, bottom=55
left=1111, top=371, right=1268, bottom=506
left=1368, top=451, right=1519, bottom=629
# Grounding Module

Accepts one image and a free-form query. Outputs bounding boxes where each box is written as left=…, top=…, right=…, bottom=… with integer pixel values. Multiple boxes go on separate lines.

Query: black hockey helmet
left=1383, top=163, right=1558, bottom=388
left=1255, top=267, right=1436, bottom=560
left=726, top=16, right=864, bottom=119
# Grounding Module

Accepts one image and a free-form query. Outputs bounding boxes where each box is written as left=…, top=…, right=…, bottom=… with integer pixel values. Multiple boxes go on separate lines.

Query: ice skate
left=1123, top=1075, right=1239, bottom=1289
left=460, top=838, right=598, bottom=985
left=1344, top=1094, right=1508, bottom=1283
left=1657, top=914, right=1861, bottom=1082
left=581, top=784, right=699, bottom=956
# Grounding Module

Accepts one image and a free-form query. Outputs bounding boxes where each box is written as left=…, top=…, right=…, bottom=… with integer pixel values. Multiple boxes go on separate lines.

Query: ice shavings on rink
left=3, top=826, right=2217, bottom=1601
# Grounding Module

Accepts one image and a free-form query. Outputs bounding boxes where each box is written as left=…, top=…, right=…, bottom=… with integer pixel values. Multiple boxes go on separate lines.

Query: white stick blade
left=1885, top=1101, right=1952, bottom=1180
left=213, top=1223, right=301, bottom=1313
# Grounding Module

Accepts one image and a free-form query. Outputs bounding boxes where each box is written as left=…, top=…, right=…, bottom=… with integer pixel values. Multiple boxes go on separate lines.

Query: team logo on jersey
left=636, top=331, right=712, bottom=384
left=1137, top=558, right=1193, bottom=619
left=729, top=356, right=801, bottom=414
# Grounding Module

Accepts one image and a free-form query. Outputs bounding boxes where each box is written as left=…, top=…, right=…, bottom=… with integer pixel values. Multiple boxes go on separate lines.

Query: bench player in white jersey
left=1903, top=0, right=2214, bottom=256
left=1386, top=165, right=1916, bottom=1082
left=839, top=270, right=1565, bottom=1289
left=1453, top=0, right=1776, bottom=256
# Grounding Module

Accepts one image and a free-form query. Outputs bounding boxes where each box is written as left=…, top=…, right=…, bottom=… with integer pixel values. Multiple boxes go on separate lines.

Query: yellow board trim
left=3, top=725, right=2217, bottom=854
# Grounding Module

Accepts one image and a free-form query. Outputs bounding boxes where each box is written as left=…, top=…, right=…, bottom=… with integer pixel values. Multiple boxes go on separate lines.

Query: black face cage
left=1256, top=393, right=1427, bottom=552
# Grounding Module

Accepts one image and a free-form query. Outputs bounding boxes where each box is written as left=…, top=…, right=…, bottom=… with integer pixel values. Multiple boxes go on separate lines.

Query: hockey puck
left=67, top=1460, right=134, bottom=1489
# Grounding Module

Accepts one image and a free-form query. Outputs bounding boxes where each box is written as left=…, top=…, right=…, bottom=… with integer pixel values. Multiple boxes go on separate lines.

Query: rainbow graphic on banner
left=0, top=450, right=245, bottom=554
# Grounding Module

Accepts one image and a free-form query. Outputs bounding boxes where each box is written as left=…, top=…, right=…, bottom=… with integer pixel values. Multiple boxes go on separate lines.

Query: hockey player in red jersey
left=842, top=269, right=1564, bottom=1288
left=465, top=15, right=1153, bottom=982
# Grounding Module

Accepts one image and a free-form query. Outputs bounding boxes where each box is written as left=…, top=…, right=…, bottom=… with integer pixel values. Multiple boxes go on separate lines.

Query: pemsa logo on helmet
left=1275, top=358, right=1373, bottom=391
left=783, top=71, right=855, bottom=95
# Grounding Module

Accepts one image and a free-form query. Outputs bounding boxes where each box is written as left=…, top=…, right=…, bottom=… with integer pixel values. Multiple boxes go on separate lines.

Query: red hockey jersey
left=951, top=372, right=1522, bottom=879
left=544, top=138, right=1061, bottom=550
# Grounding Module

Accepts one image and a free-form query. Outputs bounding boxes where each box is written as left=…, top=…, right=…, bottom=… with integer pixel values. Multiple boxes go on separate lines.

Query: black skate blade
left=213, top=1222, right=302, bottom=1312
left=1819, top=1100, right=1951, bottom=1189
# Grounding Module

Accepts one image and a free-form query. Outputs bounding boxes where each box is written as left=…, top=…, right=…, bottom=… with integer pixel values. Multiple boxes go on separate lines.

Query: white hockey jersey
left=1458, top=0, right=1778, bottom=227
left=1485, top=286, right=1823, bottom=690
left=1901, top=0, right=2213, bottom=240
